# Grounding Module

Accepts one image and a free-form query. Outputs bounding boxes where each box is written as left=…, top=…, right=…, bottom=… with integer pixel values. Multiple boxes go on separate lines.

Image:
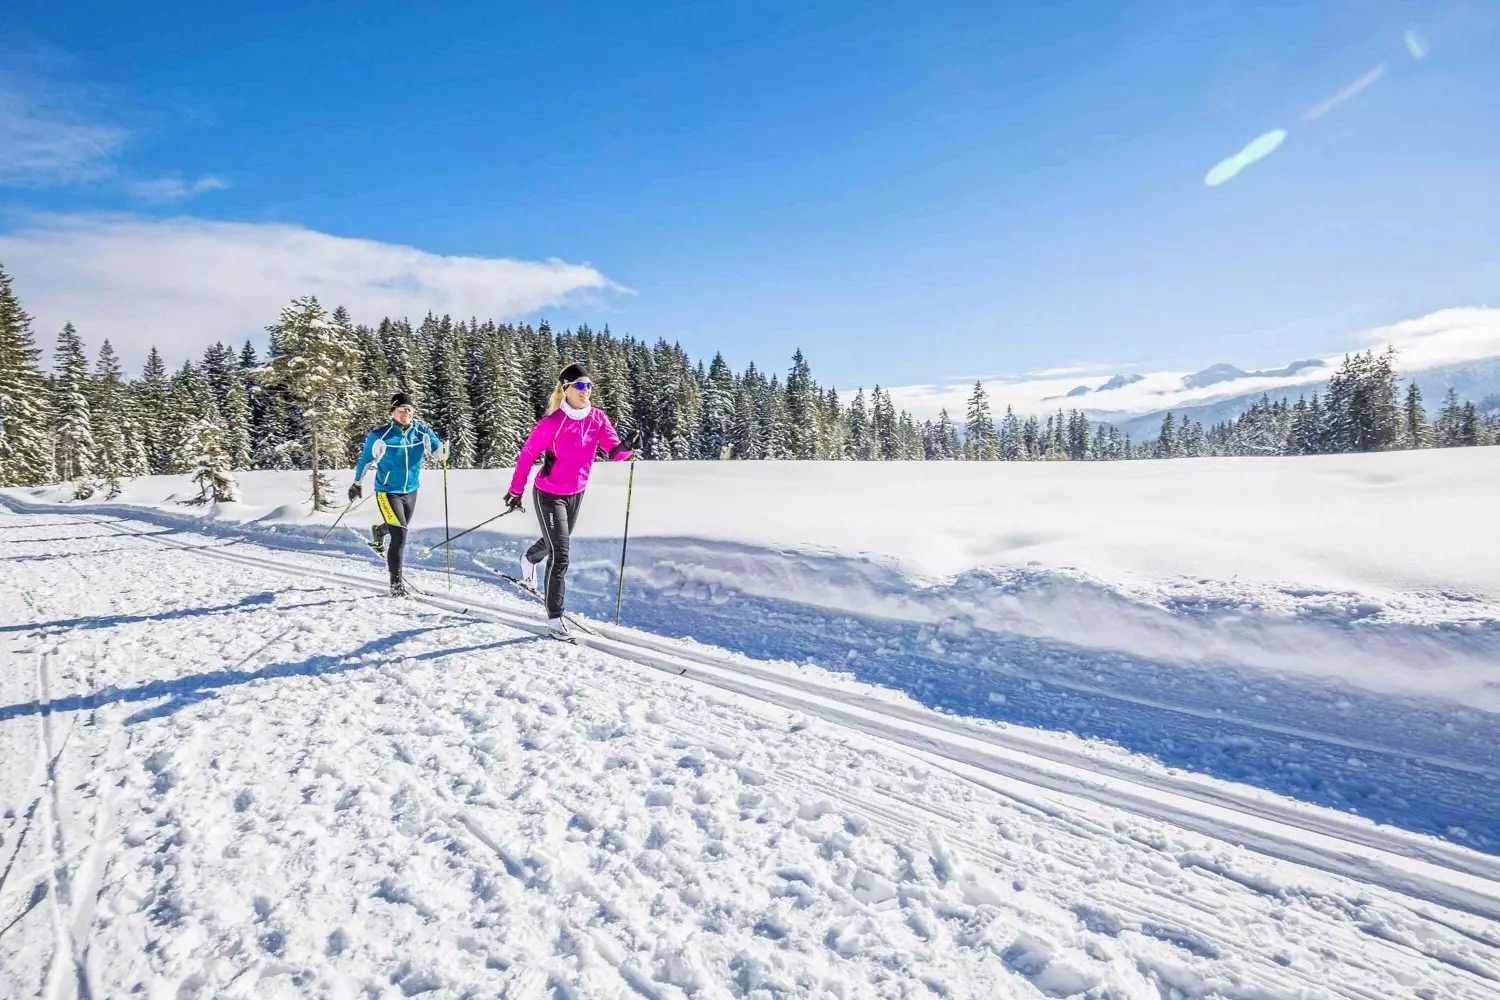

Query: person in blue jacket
left=349, top=392, right=447, bottom=596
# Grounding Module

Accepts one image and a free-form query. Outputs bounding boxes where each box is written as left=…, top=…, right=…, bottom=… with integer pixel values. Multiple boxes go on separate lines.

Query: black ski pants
left=374, top=489, right=418, bottom=585
left=524, top=487, right=584, bottom=618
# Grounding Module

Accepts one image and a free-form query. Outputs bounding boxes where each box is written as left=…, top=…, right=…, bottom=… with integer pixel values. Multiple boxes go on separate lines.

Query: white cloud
left=1355, top=307, right=1500, bottom=370
left=0, top=213, right=624, bottom=367
left=0, top=84, right=128, bottom=186
left=128, top=174, right=230, bottom=203
left=882, top=306, right=1500, bottom=422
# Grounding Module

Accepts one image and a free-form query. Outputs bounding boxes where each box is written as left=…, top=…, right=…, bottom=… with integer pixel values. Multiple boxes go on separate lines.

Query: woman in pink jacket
left=504, top=362, right=634, bottom=639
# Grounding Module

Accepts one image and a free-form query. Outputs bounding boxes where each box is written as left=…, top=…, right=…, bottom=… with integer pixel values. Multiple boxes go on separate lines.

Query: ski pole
left=441, top=458, right=452, bottom=588
left=422, top=504, right=522, bottom=554
left=318, top=493, right=370, bottom=544
left=614, top=457, right=637, bottom=625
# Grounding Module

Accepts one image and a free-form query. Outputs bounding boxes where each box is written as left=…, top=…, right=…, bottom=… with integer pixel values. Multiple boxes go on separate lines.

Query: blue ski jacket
left=354, top=421, right=444, bottom=495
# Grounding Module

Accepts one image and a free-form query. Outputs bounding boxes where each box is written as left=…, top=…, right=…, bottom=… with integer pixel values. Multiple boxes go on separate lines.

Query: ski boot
left=546, top=616, right=575, bottom=643
left=518, top=554, right=539, bottom=591
left=369, top=524, right=386, bottom=556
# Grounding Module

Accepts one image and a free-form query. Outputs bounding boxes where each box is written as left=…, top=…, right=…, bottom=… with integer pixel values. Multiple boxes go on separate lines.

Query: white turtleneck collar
left=560, top=400, right=592, bottom=421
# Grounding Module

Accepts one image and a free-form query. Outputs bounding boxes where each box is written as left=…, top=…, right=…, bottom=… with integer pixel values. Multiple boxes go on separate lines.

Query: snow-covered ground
left=3, top=453, right=1499, bottom=996
left=7, top=451, right=1500, bottom=843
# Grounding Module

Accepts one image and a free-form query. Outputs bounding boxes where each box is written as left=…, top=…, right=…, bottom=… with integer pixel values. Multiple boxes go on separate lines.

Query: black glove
left=503, top=491, right=524, bottom=510
left=348, top=482, right=362, bottom=501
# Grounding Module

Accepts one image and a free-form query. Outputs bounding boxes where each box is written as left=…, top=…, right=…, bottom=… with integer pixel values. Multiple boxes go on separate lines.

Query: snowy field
left=2, top=453, right=1499, bottom=997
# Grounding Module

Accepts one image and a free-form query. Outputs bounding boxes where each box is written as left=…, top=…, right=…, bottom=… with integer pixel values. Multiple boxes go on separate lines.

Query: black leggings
left=524, top=487, right=583, bottom=618
left=375, top=490, right=418, bottom=585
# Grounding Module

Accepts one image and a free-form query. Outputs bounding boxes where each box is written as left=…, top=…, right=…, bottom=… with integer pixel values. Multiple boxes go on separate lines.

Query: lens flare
left=1302, top=64, right=1387, bottom=121
left=1204, top=129, right=1287, bottom=187
left=1405, top=29, right=1429, bottom=59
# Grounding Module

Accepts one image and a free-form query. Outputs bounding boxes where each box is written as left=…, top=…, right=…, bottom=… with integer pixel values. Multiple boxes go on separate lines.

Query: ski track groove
left=8, top=543, right=116, bottom=1000
left=5, top=507, right=1500, bottom=996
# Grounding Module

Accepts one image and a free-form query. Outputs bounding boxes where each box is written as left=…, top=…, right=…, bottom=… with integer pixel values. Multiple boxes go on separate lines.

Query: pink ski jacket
left=509, top=407, right=633, bottom=497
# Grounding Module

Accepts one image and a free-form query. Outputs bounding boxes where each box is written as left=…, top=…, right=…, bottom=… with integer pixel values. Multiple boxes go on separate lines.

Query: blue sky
left=1, top=0, right=1497, bottom=389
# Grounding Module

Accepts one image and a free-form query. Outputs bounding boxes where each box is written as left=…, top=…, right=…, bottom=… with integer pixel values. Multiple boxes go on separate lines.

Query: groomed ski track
left=39, top=503, right=1500, bottom=916
left=3, top=499, right=1500, bottom=997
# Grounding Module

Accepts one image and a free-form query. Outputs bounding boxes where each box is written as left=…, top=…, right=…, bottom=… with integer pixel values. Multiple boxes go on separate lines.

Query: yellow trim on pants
left=376, top=492, right=401, bottom=526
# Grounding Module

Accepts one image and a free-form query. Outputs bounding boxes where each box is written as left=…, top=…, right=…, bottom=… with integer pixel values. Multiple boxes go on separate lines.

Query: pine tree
left=930, top=408, right=960, bottom=460
left=1046, top=409, right=1067, bottom=460
left=379, top=319, right=420, bottom=405
left=529, top=321, right=560, bottom=419
left=731, top=364, right=762, bottom=460
left=1066, top=409, right=1090, bottom=460
left=817, top=388, right=847, bottom=460
left=872, top=386, right=899, bottom=460
left=467, top=325, right=526, bottom=468
left=896, top=411, right=924, bottom=460
left=419, top=316, right=475, bottom=466
left=755, top=373, right=792, bottom=460
left=1021, top=415, right=1040, bottom=459
left=135, top=347, right=172, bottom=473
left=1235, top=396, right=1285, bottom=456
left=1403, top=381, right=1428, bottom=449
left=1288, top=396, right=1321, bottom=456
left=1460, top=402, right=1481, bottom=446
left=963, top=382, right=997, bottom=460
left=1435, top=388, right=1465, bottom=447
left=785, top=349, right=819, bottom=460
left=164, top=361, right=211, bottom=471
left=1156, top=412, right=1177, bottom=459
left=0, top=263, right=54, bottom=486
left=90, top=340, right=131, bottom=496
left=267, top=295, right=361, bottom=509
left=1181, top=418, right=1207, bottom=458
left=699, top=352, right=737, bottom=459
left=997, top=406, right=1021, bottom=461
left=52, top=323, right=96, bottom=493
left=180, top=414, right=239, bottom=504
left=222, top=369, right=253, bottom=470
left=648, top=341, right=700, bottom=460
left=846, top=388, right=871, bottom=460
left=200, top=341, right=236, bottom=419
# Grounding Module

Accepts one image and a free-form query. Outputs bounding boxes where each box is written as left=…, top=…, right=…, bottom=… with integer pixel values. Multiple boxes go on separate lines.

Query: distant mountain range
left=1055, top=360, right=1326, bottom=401
left=1096, top=357, right=1500, bottom=441
left=1180, top=359, right=1326, bottom=389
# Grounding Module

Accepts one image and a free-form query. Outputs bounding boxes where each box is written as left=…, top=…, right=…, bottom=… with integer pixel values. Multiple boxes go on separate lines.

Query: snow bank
left=8, top=448, right=1500, bottom=711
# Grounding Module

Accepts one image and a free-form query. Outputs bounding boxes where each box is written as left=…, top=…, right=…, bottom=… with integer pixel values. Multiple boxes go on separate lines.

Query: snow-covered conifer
left=89, top=340, right=131, bottom=496
left=699, top=352, right=737, bottom=459
left=845, top=388, right=870, bottom=460
left=964, top=381, right=997, bottom=460
left=0, top=263, right=54, bottom=486
left=52, top=323, right=95, bottom=490
left=267, top=295, right=361, bottom=509
left=785, top=349, right=819, bottom=459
